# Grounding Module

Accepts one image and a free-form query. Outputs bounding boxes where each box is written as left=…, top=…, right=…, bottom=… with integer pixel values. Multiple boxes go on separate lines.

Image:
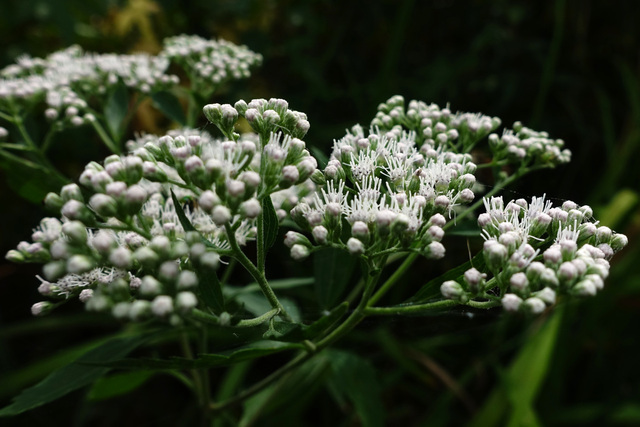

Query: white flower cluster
left=371, top=95, right=502, bottom=151
left=161, top=35, right=262, bottom=94
left=440, top=195, right=628, bottom=313
left=488, top=121, right=571, bottom=166
left=6, top=99, right=318, bottom=321
left=0, top=45, right=177, bottom=123
left=286, top=103, right=480, bottom=261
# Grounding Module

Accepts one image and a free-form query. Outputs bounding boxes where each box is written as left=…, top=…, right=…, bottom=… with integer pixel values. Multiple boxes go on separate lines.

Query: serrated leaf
left=87, top=370, right=155, bottom=401
left=314, top=247, right=356, bottom=309
left=406, top=252, right=485, bottom=304
left=151, top=90, right=186, bottom=125
left=104, top=81, right=129, bottom=142
left=99, top=341, right=300, bottom=370
left=326, top=350, right=384, bottom=427
left=0, top=333, right=150, bottom=417
left=262, top=195, right=279, bottom=251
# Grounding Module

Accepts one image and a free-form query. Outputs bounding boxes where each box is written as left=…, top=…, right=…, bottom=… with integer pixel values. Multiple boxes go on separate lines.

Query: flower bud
left=60, top=184, right=84, bottom=202
left=290, top=244, right=310, bottom=261
left=610, top=233, right=628, bottom=252
left=212, top=205, right=232, bottom=226
left=484, top=242, right=508, bottom=271
left=44, top=192, right=64, bottom=212
left=240, top=199, right=261, bottom=219
left=425, top=241, right=446, bottom=259
left=312, top=226, right=328, bottom=244
left=109, top=246, right=133, bottom=269
left=134, top=246, right=159, bottom=269
left=535, top=287, right=556, bottom=305
left=440, top=280, right=465, bottom=300
left=176, top=292, right=198, bottom=313
left=178, top=271, right=198, bottom=289
left=347, top=237, right=365, bottom=255
left=66, top=255, right=95, bottom=274
left=31, top=301, right=53, bottom=316
left=523, top=297, right=546, bottom=314
left=89, top=194, right=118, bottom=217
left=151, top=295, right=173, bottom=317
left=501, top=293, right=523, bottom=312
left=62, top=221, right=88, bottom=244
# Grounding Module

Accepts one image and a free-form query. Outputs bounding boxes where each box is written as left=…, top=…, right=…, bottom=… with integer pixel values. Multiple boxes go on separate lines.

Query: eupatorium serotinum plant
left=0, top=41, right=628, bottom=425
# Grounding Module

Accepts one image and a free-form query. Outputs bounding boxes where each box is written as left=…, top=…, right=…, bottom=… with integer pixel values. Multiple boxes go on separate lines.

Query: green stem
left=364, top=299, right=458, bottom=316
left=368, top=252, right=418, bottom=306
left=211, top=260, right=383, bottom=412
left=224, top=223, right=292, bottom=322
left=89, top=119, right=121, bottom=154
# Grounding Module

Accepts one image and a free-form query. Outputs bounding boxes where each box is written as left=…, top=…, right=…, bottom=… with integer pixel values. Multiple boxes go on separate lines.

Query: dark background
left=0, top=1, right=639, bottom=425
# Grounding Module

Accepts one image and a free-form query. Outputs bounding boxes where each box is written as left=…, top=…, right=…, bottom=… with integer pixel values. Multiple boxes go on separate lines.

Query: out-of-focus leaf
left=151, top=91, right=186, bottom=125
left=0, top=155, right=66, bottom=203
left=314, top=247, right=356, bottom=309
left=99, top=341, right=300, bottom=370
left=104, top=81, right=129, bottom=141
left=0, top=333, right=151, bottom=417
left=310, top=146, right=329, bottom=169
left=225, top=277, right=314, bottom=298
left=240, top=352, right=330, bottom=426
left=326, top=349, right=384, bottom=427
left=87, top=370, right=156, bottom=401
left=469, top=309, right=563, bottom=427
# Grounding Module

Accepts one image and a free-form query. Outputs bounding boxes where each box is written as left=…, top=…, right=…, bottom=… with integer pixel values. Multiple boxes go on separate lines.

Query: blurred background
left=0, top=0, right=638, bottom=425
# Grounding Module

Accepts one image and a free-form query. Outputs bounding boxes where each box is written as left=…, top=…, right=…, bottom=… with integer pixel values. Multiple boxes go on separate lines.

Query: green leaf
left=104, top=81, right=129, bottom=142
left=469, top=309, right=563, bottom=427
left=240, top=353, right=330, bottom=426
left=87, top=370, right=155, bottom=401
left=309, top=145, right=329, bottom=169
left=151, top=90, right=186, bottom=126
left=224, top=277, right=314, bottom=298
left=196, top=268, right=225, bottom=315
left=171, top=190, right=196, bottom=232
left=326, top=349, right=384, bottom=427
left=0, top=333, right=150, bottom=417
left=0, top=155, right=67, bottom=203
left=446, top=220, right=481, bottom=237
left=262, top=195, right=279, bottom=251
left=406, top=252, right=485, bottom=304
left=100, top=341, right=300, bottom=370
left=314, top=247, right=356, bottom=309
